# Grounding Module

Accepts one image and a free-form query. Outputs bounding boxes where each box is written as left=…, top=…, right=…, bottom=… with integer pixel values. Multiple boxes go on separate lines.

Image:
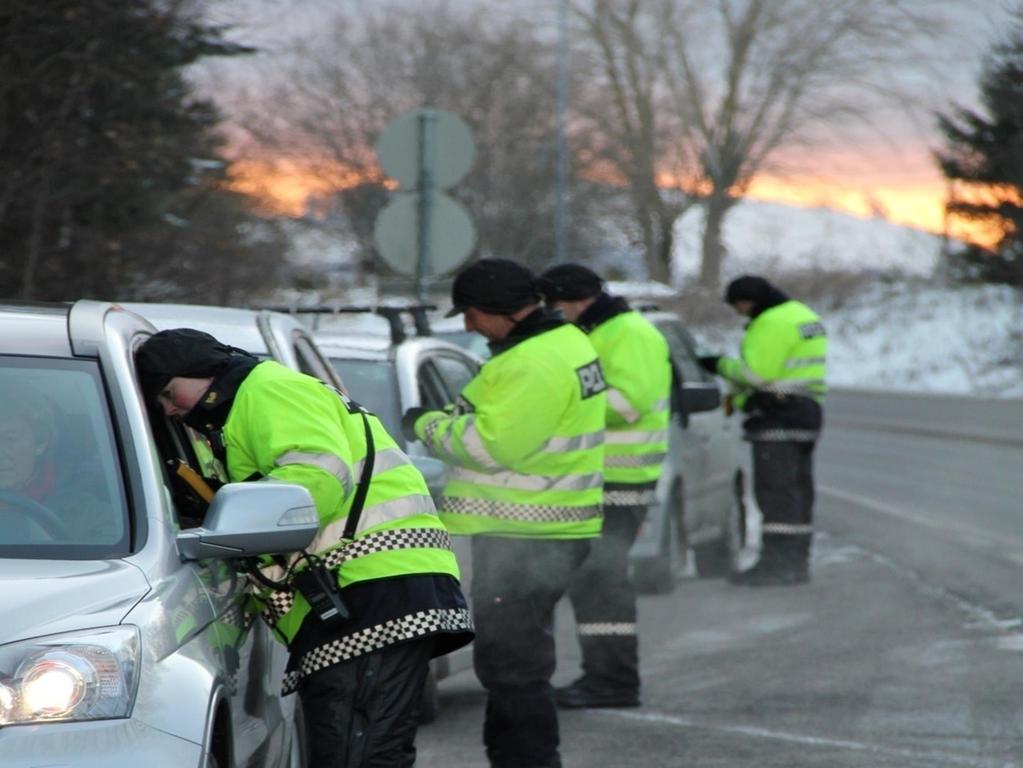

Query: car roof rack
left=260, top=304, right=436, bottom=344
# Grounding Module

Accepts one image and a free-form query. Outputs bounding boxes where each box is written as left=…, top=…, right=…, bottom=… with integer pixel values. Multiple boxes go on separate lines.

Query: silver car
left=0, top=301, right=317, bottom=768
left=628, top=309, right=758, bottom=592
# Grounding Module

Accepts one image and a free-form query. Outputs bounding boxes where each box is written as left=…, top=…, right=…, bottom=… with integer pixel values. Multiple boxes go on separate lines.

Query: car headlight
left=0, top=626, right=139, bottom=726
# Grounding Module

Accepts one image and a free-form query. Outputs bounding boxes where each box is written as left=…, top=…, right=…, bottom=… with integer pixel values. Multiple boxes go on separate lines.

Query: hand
left=401, top=406, right=431, bottom=443
left=697, top=355, right=720, bottom=374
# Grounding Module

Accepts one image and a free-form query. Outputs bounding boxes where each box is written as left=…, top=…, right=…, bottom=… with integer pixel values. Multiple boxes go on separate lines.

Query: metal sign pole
left=416, top=111, right=436, bottom=303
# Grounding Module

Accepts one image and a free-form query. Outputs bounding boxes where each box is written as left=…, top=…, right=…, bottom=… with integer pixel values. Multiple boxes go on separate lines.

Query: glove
left=698, top=355, right=720, bottom=374
left=401, top=406, right=431, bottom=443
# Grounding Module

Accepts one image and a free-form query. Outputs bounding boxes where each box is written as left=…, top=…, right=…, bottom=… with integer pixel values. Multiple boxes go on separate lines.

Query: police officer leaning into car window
left=135, top=329, right=474, bottom=768
left=537, top=263, right=671, bottom=710
left=401, top=258, right=606, bottom=768
left=698, top=275, right=827, bottom=587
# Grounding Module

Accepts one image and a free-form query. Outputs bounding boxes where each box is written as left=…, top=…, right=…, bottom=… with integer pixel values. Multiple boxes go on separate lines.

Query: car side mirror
left=680, top=383, right=722, bottom=415
left=176, top=482, right=319, bottom=561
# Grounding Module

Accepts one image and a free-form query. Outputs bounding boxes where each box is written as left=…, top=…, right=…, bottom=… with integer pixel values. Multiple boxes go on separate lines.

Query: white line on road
left=597, top=709, right=1014, bottom=767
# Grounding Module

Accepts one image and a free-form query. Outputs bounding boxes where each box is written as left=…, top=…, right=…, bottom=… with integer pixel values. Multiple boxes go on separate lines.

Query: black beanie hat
left=136, top=328, right=236, bottom=402
left=724, top=275, right=774, bottom=304
left=446, top=258, right=541, bottom=317
left=537, top=263, right=604, bottom=301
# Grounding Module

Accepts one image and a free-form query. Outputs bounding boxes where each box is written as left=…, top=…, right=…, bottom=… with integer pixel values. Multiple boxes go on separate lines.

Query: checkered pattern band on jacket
left=281, top=607, right=474, bottom=694
left=603, top=488, right=657, bottom=507
left=258, top=528, right=454, bottom=628
left=441, top=495, right=602, bottom=523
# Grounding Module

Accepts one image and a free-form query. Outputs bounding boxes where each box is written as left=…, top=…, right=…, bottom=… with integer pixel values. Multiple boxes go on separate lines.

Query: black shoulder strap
left=341, top=409, right=375, bottom=542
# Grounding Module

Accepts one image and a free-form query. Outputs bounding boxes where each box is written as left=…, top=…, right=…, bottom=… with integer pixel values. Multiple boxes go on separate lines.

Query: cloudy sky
left=200, top=0, right=1017, bottom=241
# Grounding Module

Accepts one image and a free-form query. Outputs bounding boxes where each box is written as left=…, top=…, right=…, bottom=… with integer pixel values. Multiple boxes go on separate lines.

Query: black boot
left=554, top=676, right=640, bottom=709
left=729, top=534, right=809, bottom=587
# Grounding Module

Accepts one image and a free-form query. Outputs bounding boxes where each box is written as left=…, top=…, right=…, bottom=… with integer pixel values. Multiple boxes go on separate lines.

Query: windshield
left=329, top=358, right=403, bottom=441
left=0, top=357, right=129, bottom=559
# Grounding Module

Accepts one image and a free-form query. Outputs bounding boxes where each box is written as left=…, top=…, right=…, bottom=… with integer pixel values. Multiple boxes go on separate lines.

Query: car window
left=327, top=358, right=402, bottom=440
left=0, top=358, right=130, bottom=557
left=429, top=353, right=479, bottom=401
left=655, top=319, right=714, bottom=384
left=292, top=331, right=338, bottom=386
left=417, top=362, right=452, bottom=411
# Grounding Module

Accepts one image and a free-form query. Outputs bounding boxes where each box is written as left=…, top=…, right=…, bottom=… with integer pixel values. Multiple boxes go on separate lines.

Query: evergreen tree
left=936, top=7, right=1023, bottom=285
left=0, top=0, right=282, bottom=301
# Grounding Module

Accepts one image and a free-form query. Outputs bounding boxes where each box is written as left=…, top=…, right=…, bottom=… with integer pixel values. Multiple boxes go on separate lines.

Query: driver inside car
left=0, top=381, right=113, bottom=543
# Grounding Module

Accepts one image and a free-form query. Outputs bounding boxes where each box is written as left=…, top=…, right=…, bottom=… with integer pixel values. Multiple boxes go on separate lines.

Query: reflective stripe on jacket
left=588, top=310, right=670, bottom=491
left=415, top=323, right=606, bottom=539
left=222, top=360, right=462, bottom=644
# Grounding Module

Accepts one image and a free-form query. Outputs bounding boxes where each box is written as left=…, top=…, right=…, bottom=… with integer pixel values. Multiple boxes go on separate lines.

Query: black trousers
left=566, top=505, right=646, bottom=691
left=752, top=440, right=816, bottom=566
left=298, top=636, right=436, bottom=768
left=472, top=535, right=590, bottom=768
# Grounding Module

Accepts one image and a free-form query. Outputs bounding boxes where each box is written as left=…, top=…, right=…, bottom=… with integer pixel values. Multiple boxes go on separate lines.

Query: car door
left=659, top=320, right=735, bottom=521
left=147, top=407, right=289, bottom=767
left=414, top=348, right=479, bottom=589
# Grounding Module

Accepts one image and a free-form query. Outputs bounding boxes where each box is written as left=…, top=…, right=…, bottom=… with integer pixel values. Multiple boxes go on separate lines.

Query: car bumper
left=0, top=717, right=203, bottom=768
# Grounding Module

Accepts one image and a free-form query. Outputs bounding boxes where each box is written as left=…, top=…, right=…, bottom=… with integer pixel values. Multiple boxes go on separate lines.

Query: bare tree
left=570, top=0, right=697, bottom=283
left=229, top=1, right=607, bottom=281
left=574, top=0, right=947, bottom=289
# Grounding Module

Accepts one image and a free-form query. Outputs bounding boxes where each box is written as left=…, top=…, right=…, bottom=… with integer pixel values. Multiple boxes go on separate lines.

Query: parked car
left=0, top=300, right=316, bottom=768
left=432, top=305, right=759, bottom=593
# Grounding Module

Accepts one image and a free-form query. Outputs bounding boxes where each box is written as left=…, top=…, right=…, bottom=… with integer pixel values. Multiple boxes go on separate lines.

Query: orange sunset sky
left=228, top=148, right=993, bottom=248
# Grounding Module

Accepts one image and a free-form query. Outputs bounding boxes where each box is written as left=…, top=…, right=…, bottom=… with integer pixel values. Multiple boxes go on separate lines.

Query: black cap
left=136, top=328, right=236, bottom=402
left=537, top=263, right=604, bottom=301
left=446, top=258, right=541, bottom=317
left=724, top=275, right=774, bottom=304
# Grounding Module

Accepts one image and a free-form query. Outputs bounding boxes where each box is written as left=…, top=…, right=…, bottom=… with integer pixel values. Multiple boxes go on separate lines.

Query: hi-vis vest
left=588, top=311, right=670, bottom=507
left=222, top=361, right=463, bottom=646
left=717, top=300, right=828, bottom=410
left=415, top=323, right=606, bottom=539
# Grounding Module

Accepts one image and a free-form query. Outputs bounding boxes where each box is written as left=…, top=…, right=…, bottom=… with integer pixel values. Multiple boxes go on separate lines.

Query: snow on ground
left=657, top=198, right=1021, bottom=398
left=672, top=199, right=944, bottom=282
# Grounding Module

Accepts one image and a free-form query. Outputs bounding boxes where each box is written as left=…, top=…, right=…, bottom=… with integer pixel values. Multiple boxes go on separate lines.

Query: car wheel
left=632, top=481, right=685, bottom=594
left=692, top=474, right=747, bottom=578
left=288, top=694, right=309, bottom=768
left=417, top=664, right=440, bottom=724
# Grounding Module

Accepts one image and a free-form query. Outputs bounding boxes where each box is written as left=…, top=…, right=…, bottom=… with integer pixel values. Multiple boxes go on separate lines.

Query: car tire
left=289, top=693, right=309, bottom=768
left=632, top=482, right=685, bottom=594
left=417, top=664, right=440, bottom=725
left=692, top=475, right=747, bottom=578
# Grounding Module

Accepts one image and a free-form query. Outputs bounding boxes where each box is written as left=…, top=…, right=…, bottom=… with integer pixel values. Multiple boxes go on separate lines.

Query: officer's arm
left=415, top=358, right=570, bottom=471
left=717, top=317, right=790, bottom=390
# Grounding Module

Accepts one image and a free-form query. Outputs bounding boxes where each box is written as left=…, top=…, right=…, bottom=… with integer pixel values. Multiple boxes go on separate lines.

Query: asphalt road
left=415, top=390, right=1023, bottom=767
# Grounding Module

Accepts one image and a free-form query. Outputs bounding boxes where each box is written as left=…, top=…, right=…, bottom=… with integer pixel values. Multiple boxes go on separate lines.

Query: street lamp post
left=555, top=0, right=569, bottom=264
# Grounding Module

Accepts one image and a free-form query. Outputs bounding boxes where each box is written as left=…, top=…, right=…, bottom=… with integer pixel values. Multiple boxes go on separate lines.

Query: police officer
left=136, top=329, right=474, bottom=768
left=401, top=258, right=606, bottom=768
left=698, top=275, right=827, bottom=586
left=538, top=263, right=670, bottom=710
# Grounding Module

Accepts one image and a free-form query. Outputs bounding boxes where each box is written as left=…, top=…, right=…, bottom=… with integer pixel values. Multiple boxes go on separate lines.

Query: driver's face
left=0, top=414, right=43, bottom=490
